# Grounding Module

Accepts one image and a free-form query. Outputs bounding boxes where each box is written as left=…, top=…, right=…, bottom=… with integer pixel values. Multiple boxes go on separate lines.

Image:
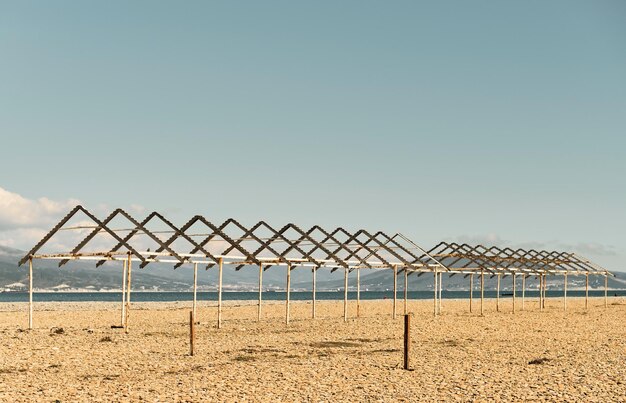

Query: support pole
left=312, top=267, right=316, bottom=319
left=192, top=263, right=198, bottom=322
left=433, top=270, right=438, bottom=317
left=124, top=254, right=132, bottom=333
left=438, top=272, right=443, bottom=313
left=356, top=268, right=361, bottom=318
left=286, top=264, right=291, bottom=324
left=343, top=267, right=349, bottom=322
left=217, top=257, right=223, bottom=329
left=121, top=260, right=127, bottom=327
left=522, top=274, right=526, bottom=311
left=469, top=273, right=473, bottom=313
left=480, top=270, right=484, bottom=316
left=539, top=275, right=543, bottom=312
left=543, top=274, right=548, bottom=308
left=512, top=273, right=516, bottom=314
left=393, top=266, right=397, bottom=319
left=403, top=268, right=408, bottom=315
left=496, top=274, right=501, bottom=312
left=563, top=274, right=567, bottom=312
left=28, top=258, right=33, bottom=330
left=258, top=263, right=263, bottom=321
left=585, top=274, right=589, bottom=309
left=604, top=274, right=608, bottom=308
left=403, top=314, right=411, bottom=371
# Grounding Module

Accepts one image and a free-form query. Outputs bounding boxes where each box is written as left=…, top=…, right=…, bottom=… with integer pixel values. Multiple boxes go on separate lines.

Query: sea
left=0, top=289, right=623, bottom=303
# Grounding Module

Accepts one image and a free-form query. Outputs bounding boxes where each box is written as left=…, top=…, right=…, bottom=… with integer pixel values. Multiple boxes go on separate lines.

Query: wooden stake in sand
left=512, top=273, right=516, bottom=314
left=217, top=257, right=223, bottom=329
left=121, top=259, right=127, bottom=327
left=393, top=266, right=398, bottom=320
left=286, top=263, right=291, bottom=325
left=28, top=257, right=33, bottom=330
left=563, top=274, right=567, bottom=312
left=124, top=253, right=132, bottom=333
left=403, top=314, right=411, bottom=371
left=189, top=311, right=195, bottom=356
left=585, top=274, right=589, bottom=310
left=403, top=269, right=408, bottom=315
left=433, top=270, right=438, bottom=317
left=192, top=263, right=198, bottom=322
left=496, top=274, right=501, bottom=312
left=522, top=274, right=526, bottom=311
left=312, top=266, right=316, bottom=319
left=343, top=267, right=349, bottom=322
left=258, top=263, right=263, bottom=322
left=480, top=270, right=484, bottom=316
left=356, top=268, right=361, bottom=318
left=469, top=273, right=473, bottom=313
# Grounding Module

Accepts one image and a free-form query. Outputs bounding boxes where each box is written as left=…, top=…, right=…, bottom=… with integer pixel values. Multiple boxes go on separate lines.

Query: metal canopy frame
left=425, top=242, right=612, bottom=277
left=17, top=206, right=612, bottom=279
left=17, top=206, right=615, bottom=331
left=18, top=206, right=446, bottom=272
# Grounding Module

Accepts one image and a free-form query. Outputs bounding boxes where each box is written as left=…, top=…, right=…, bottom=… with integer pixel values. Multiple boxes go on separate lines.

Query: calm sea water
left=0, top=289, right=623, bottom=303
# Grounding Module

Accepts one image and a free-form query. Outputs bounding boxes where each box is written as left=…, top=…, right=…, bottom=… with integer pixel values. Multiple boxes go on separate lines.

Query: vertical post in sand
left=604, top=274, right=608, bottom=308
left=438, top=272, right=443, bottom=313
left=543, top=274, right=548, bottom=308
left=563, top=274, right=567, bottom=312
left=121, top=259, right=127, bottom=327
left=217, top=257, right=223, bottom=329
left=393, top=266, right=398, bottom=320
left=343, top=267, right=349, bottom=322
left=539, top=275, right=543, bottom=312
left=286, top=264, right=291, bottom=324
left=403, top=268, right=408, bottom=315
left=258, top=263, right=263, bottom=322
left=189, top=311, right=195, bottom=356
left=192, top=263, right=198, bottom=322
left=496, top=274, right=501, bottom=312
left=585, top=274, right=589, bottom=310
left=522, top=274, right=526, bottom=311
left=28, top=258, right=33, bottom=330
left=433, top=270, right=438, bottom=317
left=403, top=314, right=411, bottom=371
left=312, top=267, right=316, bottom=319
left=124, top=253, right=132, bottom=333
left=480, top=270, right=484, bottom=316
left=512, top=273, right=516, bottom=314
left=356, top=268, right=361, bottom=318
left=469, top=273, right=473, bottom=313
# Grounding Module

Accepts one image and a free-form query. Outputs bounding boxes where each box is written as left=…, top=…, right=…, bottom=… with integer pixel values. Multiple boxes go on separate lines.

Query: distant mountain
left=2, top=246, right=624, bottom=292
left=0, top=247, right=358, bottom=291
left=297, top=267, right=626, bottom=292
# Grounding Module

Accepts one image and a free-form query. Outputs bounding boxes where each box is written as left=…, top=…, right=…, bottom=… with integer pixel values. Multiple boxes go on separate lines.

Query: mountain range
left=1, top=245, right=625, bottom=292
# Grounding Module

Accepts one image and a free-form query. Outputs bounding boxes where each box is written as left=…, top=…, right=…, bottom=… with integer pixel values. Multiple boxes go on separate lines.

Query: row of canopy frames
left=18, top=206, right=614, bottom=330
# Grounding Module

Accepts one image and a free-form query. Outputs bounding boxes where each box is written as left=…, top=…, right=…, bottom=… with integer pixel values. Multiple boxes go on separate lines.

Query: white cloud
left=0, top=187, right=153, bottom=253
left=130, top=204, right=145, bottom=214
left=0, top=186, right=80, bottom=231
left=454, top=233, right=617, bottom=258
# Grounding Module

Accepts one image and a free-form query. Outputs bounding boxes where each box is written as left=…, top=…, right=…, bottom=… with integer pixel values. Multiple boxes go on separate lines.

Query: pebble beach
left=1, top=297, right=625, bottom=402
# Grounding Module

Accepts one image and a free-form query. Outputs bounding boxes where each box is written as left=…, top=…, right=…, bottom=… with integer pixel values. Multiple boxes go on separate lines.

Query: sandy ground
left=0, top=296, right=625, bottom=402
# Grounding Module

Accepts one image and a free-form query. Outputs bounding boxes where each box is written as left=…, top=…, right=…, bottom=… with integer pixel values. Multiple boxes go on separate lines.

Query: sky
left=0, top=1, right=625, bottom=270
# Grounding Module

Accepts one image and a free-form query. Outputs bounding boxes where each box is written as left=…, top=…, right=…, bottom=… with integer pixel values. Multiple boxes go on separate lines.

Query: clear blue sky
left=1, top=1, right=624, bottom=269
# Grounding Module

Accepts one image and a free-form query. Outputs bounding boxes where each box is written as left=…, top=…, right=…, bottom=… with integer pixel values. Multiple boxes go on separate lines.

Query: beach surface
left=1, top=297, right=625, bottom=402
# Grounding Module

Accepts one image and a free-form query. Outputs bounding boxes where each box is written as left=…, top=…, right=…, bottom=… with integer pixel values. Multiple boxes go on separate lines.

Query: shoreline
left=0, top=295, right=622, bottom=313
